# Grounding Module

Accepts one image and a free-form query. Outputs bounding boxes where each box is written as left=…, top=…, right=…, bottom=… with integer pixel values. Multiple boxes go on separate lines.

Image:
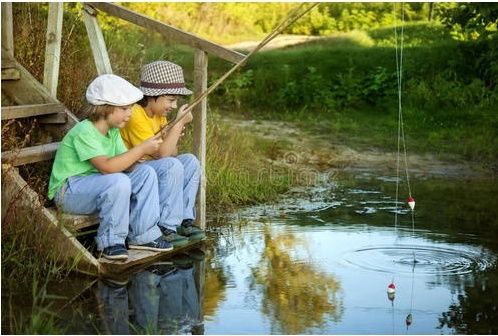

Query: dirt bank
left=225, top=118, right=488, bottom=179
left=226, top=34, right=324, bottom=51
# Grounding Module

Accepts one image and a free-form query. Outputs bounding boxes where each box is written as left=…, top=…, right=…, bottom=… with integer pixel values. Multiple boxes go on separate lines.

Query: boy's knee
left=106, top=173, right=131, bottom=195
left=135, top=163, right=157, bottom=179
left=178, top=153, right=200, bottom=170
left=159, top=157, right=184, bottom=175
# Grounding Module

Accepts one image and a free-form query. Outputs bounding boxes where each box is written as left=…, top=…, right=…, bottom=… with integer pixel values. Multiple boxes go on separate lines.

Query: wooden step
left=1, top=142, right=60, bottom=166
left=1, top=57, right=20, bottom=80
left=1, top=103, right=66, bottom=120
left=48, top=208, right=100, bottom=230
left=2, top=67, right=20, bottom=81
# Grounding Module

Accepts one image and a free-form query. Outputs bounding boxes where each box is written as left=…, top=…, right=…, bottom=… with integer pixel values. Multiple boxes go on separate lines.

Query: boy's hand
left=140, top=137, right=163, bottom=155
left=175, top=104, right=193, bottom=125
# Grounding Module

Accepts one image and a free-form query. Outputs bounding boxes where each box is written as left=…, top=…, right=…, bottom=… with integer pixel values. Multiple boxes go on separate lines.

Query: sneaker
left=171, top=253, right=194, bottom=269
left=128, top=237, right=173, bottom=252
left=146, top=262, right=177, bottom=277
left=186, top=248, right=206, bottom=261
left=101, top=244, right=128, bottom=261
left=177, top=219, right=206, bottom=240
left=160, top=227, right=189, bottom=247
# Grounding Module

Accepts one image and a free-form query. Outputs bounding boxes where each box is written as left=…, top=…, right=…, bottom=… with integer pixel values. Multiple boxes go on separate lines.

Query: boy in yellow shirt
left=120, top=61, right=205, bottom=246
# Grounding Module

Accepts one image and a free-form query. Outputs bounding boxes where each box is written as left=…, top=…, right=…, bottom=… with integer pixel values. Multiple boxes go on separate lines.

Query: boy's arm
left=157, top=104, right=193, bottom=158
left=91, top=137, right=162, bottom=174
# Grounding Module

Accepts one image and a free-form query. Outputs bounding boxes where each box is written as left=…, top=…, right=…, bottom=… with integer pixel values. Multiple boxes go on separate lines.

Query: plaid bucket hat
left=139, top=61, right=192, bottom=96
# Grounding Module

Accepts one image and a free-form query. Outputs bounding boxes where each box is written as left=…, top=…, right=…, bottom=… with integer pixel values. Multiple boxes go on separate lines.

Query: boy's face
left=107, top=105, right=133, bottom=128
left=149, top=95, right=178, bottom=117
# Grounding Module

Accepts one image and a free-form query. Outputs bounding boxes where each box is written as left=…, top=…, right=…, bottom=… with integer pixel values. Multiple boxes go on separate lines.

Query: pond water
left=53, top=169, right=498, bottom=334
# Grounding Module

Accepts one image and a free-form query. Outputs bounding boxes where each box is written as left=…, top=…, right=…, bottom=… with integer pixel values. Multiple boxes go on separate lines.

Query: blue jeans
left=143, top=153, right=200, bottom=231
left=54, top=164, right=162, bottom=250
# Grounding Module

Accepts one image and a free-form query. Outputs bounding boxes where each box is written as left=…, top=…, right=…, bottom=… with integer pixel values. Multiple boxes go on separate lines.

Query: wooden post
left=1, top=2, right=14, bottom=57
left=43, top=2, right=64, bottom=96
left=193, top=49, right=208, bottom=230
left=82, top=4, right=112, bottom=75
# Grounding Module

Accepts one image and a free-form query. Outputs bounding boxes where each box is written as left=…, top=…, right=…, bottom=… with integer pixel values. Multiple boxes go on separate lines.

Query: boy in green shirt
left=49, top=74, right=173, bottom=260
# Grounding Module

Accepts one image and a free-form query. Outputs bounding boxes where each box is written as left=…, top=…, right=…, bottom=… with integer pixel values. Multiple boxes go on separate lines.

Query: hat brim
left=140, top=87, right=193, bottom=96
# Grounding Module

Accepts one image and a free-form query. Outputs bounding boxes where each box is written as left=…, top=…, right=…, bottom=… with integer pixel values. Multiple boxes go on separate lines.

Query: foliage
left=116, top=2, right=430, bottom=44
left=436, top=2, right=498, bottom=41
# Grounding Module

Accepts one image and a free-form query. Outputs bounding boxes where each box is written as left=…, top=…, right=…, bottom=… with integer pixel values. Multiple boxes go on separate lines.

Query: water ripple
left=342, top=244, right=496, bottom=276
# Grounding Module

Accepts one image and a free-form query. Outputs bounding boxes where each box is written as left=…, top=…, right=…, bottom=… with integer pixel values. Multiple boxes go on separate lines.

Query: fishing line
left=393, top=3, right=416, bottom=254
left=392, top=3, right=417, bottom=332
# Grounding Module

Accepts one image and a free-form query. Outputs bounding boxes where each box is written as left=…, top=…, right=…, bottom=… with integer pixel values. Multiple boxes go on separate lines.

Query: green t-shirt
left=48, top=119, right=128, bottom=200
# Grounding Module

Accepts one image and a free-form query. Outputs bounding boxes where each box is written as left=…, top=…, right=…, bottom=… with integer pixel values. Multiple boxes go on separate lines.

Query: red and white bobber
left=387, top=283, right=396, bottom=294
left=407, top=196, right=415, bottom=210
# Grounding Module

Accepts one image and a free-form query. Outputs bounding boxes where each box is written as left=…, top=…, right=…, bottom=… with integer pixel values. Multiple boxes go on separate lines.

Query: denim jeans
left=143, top=153, right=200, bottom=231
left=54, top=164, right=162, bottom=250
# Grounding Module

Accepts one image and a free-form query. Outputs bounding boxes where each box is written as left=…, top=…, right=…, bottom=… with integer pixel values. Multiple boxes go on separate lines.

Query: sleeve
left=73, top=131, right=107, bottom=162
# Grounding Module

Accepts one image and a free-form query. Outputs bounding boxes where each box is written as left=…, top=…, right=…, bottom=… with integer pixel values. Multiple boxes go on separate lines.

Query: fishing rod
left=152, top=2, right=319, bottom=139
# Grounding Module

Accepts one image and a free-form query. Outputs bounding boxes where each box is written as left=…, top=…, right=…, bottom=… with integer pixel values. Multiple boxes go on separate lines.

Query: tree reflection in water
left=253, top=226, right=344, bottom=334
left=203, top=249, right=228, bottom=318
left=439, top=267, right=498, bottom=334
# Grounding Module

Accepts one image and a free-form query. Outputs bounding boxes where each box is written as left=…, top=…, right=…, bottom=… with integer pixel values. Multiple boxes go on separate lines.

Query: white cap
left=86, top=74, right=143, bottom=106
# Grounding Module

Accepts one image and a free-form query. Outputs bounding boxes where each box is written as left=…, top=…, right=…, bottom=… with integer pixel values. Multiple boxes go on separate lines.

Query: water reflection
left=438, top=265, right=498, bottom=334
left=97, top=253, right=204, bottom=334
left=253, top=226, right=343, bottom=334
left=55, top=171, right=498, bottom=334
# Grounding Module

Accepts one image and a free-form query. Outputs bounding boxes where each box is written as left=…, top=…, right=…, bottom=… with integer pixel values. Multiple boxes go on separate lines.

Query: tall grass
left=1, top=188, right=75, bottom=334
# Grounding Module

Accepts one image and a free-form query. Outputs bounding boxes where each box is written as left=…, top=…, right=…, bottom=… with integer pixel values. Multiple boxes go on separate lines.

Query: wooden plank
left=43, top=2, right=64, bottom=96
left=99, top=240, right=204, bottom=276
left=47, top=208, right=100, bottom=231
left=1, top=55, right=80, bottom=135
left=87, top=2, right=245, bottom=64
left=39, top=112, right=68, bottom=124
left=1, top=3, right=14, bottom=58
left=1, top=164, right=101, bottom=276
left=1, top=55, right=54, bottom=105
left=1, top=142, right=60, bottom=166
left=1, top=55, right=16, bottom=69
left=1, top=103, right=65, bottom=120
left=1, top=67, right=20, bottom=80
left=82, top=4, right=112, bottom=75
left=193, top=49, right=208, bottom=230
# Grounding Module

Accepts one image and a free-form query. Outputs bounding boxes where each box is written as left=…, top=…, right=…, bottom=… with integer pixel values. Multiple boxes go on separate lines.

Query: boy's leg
left=176, top=153, right=201, bottom=221
left=175, top=153, right=205, bottom=240
left=125, top=164, right=163, bottom=245
left=143, top=158, right=184, bottom=231
left=54, top=173, right=131, bottom=251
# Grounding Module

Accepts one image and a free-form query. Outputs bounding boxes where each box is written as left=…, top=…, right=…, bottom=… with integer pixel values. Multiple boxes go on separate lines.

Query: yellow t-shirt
left=120, top=104, right=167, bottom=150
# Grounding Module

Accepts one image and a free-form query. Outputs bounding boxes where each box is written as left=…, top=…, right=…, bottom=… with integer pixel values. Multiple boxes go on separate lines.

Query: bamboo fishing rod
left=153, top=2, right=319, bottom=139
